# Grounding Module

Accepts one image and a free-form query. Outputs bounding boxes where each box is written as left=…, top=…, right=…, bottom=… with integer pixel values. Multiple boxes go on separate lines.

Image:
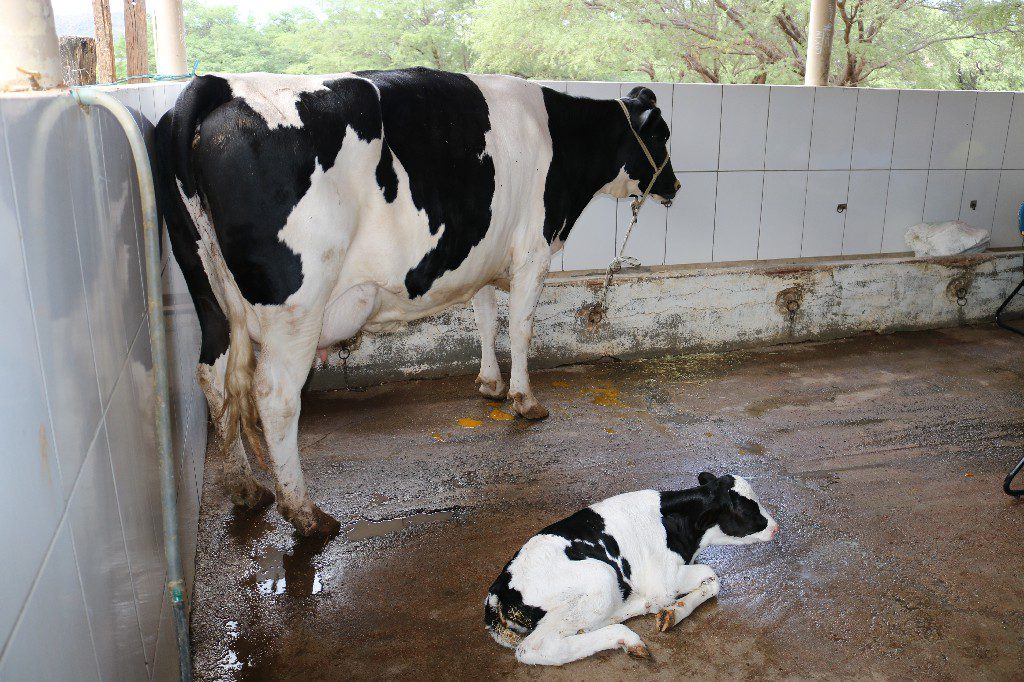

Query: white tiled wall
left=0, top=82, right=203, bottom=681
left=547, top=81, right=1024, bottom=272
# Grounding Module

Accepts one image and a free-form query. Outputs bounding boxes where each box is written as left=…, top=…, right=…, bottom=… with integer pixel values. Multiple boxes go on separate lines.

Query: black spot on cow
left=171, top=74, right=381, bottom=306
left=375, top=143, right=398, bottom=202
left=357, top=67, right=496, bottom=299
left=541, top=508, right=633, bottom=599
left=485, top=555, right=546, bottom=643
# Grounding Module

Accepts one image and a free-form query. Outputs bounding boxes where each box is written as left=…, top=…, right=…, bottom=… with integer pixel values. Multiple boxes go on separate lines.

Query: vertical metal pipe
left=804, top=0, right=837, bottom=86
left=0, top=0, right=64, bottom=91
left=71, top=87, right=194, bottom=682
left=153, top=0, right=187, bottom=75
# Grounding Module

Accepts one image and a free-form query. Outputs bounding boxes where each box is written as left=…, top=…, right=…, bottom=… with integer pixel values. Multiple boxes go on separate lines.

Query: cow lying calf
left=485, top=473, right=779, bottom=666
left=154, top=68, right=679, bottom=536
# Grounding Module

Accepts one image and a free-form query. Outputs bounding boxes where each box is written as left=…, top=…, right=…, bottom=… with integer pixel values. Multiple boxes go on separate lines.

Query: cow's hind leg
left=193, top=299, right=273, bottom=510
left=508, top=250, right=550, bottom=419
left=473, top=285, right=506, bottom=399
left=253, top=309, right=340, bottom=538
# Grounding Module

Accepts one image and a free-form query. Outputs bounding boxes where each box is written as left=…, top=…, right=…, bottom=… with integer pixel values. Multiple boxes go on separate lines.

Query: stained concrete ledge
left=310, top=250, right=1024, bottom=389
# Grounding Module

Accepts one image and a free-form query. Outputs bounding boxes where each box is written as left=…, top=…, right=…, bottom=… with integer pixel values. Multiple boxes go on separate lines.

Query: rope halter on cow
left=584, top=99, right=672, bottom=327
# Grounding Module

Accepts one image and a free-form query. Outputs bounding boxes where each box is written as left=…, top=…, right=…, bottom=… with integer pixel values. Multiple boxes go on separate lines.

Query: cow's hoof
left=229, top=481, right=275, bottom=511
left=655, top=608, right=676, bottom=632
left=475, top=375, right=507, bottom=399
left=626, top=643, right=651, bottom=660
left=290, top=505, right=341, bottom=539
left=510, top=393, right=549, bottom=420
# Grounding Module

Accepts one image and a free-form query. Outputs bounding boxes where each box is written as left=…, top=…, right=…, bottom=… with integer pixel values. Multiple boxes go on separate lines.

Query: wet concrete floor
left=191, top=325, right=1024, bottom=681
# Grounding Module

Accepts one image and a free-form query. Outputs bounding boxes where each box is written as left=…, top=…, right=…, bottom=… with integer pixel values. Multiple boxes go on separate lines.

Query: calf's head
left=696, top=472, right=779, bottom=546
left=615, top=86, right=679, bottom=206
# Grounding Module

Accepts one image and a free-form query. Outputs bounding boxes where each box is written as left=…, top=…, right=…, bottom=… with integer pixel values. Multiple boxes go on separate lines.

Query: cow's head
left=614, top=86, right=679, bottom=206
left=695, top=473, right=779, bottom=546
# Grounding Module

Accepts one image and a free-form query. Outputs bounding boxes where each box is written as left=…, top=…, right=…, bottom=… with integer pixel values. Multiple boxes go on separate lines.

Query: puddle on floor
left=247, top=538, right=328, bottom=598
left=346, top=509, right=454, bottom=541
left=738, top=441, right=766, bottom=455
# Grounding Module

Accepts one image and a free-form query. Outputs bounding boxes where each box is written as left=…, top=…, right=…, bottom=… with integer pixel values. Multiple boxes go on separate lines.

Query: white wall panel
left=565, top=80, right=621, bottom=101
left=808, top=87, right=857, bottom=170
left=843, top=170, right=890, bottom=255
left=967, top=92, right=1012, bottom=169
left=765, top=86, right=814, bottom=171
left=713, top=171, right=763, bottom=261
left=562, top=195, right=617, bottom=271
left=930, top=91, right=976, bottom=169
left=671, top=84, right=722, bottom=171
left=69, top=425, right=149, bottom=682
left=923, top=169, right=967, bottom=222
left=4, top=96, right=101, bottom=499
left=993, top=170, right=1024, bottom=247
left=1003, top=93, right=1024, bottom=169
left=665, top=172, right=716, bottom=264
left=851, top=88, right=898, bottom=169
left=959, top=169, right=1000, bottom=230
left=758, top=171, right=807, bottom=260
left=534, top=80, right=567, bottom=92
left=892, top=90, right=938, bottom=169
left=881, top=170, right=928, bottom=252
left=0, top=521, right=99, bottom=682
left=0, top=102, right=66, bottom=648
left=719, top=85, right=768, bottom=171
left=802, top=171, right=849, bottom=257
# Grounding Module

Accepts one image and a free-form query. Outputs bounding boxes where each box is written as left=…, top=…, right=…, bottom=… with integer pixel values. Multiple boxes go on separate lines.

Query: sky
left=51, top=0, right=322, bottom=22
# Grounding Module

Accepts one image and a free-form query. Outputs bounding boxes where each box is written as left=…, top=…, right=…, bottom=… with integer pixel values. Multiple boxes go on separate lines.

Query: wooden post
left=124, top=0, right=150, bottom=82
left=59, top=36, right=97, bottom=85
left=91, top=0, right=116, bottom=82
left=804, top=0, right=836, bottom=86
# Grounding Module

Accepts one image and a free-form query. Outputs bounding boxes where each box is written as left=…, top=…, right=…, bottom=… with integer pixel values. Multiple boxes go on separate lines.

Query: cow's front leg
left=254, top=314, right=340, bottom=538
left=472, top=285, right=506, bottom=399
left=508, top=250, right=550, bottom=420
left=654, top=565, right=720, bottom=632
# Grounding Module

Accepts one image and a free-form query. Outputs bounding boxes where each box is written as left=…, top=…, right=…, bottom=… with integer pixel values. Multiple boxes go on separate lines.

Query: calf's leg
left=655, top=565, right=720, bottom=632
left=507, top=250, right=550, bottom=419
left=516, top=614, right=648, bottom=666
left=472, top=285, right=506, bottom=399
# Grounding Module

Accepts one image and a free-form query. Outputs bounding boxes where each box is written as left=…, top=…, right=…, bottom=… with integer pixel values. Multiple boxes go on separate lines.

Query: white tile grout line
left=921, top=92, right=941, bottom=226
left=878, top=89, right=902, bottom=253
left=798, top=88, right=819, bottom=258
left=839, top=89, right=860, bottom=255
left=957, top=93, right=980, bottom=223
left=711, top=85, right=724, bottom=261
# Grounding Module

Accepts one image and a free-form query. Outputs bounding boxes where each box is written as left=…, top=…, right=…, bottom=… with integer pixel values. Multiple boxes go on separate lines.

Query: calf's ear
left=698, top=472, right=717, bottom=487
left=638, top=107, right=662, bottom=131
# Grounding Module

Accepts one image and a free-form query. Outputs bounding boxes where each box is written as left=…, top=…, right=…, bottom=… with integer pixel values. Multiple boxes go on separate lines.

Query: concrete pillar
left=804, top=0, right=836, bottom=86
left=0, top=0, right=65, bottom=92
left=153, top=0, right=187, bottom=75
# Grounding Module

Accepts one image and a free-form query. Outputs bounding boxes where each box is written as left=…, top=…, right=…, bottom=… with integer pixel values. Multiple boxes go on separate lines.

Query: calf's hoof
left=475, top=375, right=507, bottom=399
left=626, top=643, right=651, bottom=660
left=229, top=480, right=275, bottom=512
left=655, top=608, right=676, bottom=632
left=510, top=393, right=549, bottom=420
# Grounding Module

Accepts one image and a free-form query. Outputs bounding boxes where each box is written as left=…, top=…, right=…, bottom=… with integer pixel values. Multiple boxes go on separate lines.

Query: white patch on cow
left=218, top=72, right=348, bottom=129
left=598, top=166, right=640, bottom=199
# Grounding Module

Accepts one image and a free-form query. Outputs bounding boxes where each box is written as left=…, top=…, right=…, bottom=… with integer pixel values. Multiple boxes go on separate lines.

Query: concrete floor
left=190, top=325, right=1024, bottom=681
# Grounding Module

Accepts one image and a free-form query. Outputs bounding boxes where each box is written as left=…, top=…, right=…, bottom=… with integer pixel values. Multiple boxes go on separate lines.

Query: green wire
left=73, top=59, right=200, bottom=88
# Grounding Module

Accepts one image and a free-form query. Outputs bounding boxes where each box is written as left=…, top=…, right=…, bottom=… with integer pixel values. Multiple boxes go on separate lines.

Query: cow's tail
left=153, top=75, right=268, bottom=469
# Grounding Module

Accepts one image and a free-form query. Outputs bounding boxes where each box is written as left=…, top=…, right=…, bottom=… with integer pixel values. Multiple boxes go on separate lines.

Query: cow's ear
left=698, top=472, right=717, bottom=487
left=638, top=107, right=662, bottom=131
left=626, top=86, right=657, bottom=108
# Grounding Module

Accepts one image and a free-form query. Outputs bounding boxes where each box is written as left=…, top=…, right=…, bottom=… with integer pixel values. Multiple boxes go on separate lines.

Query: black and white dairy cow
left=154, top=67, right=678, bottom=536
left=485, top=473, right=780, bottom=665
